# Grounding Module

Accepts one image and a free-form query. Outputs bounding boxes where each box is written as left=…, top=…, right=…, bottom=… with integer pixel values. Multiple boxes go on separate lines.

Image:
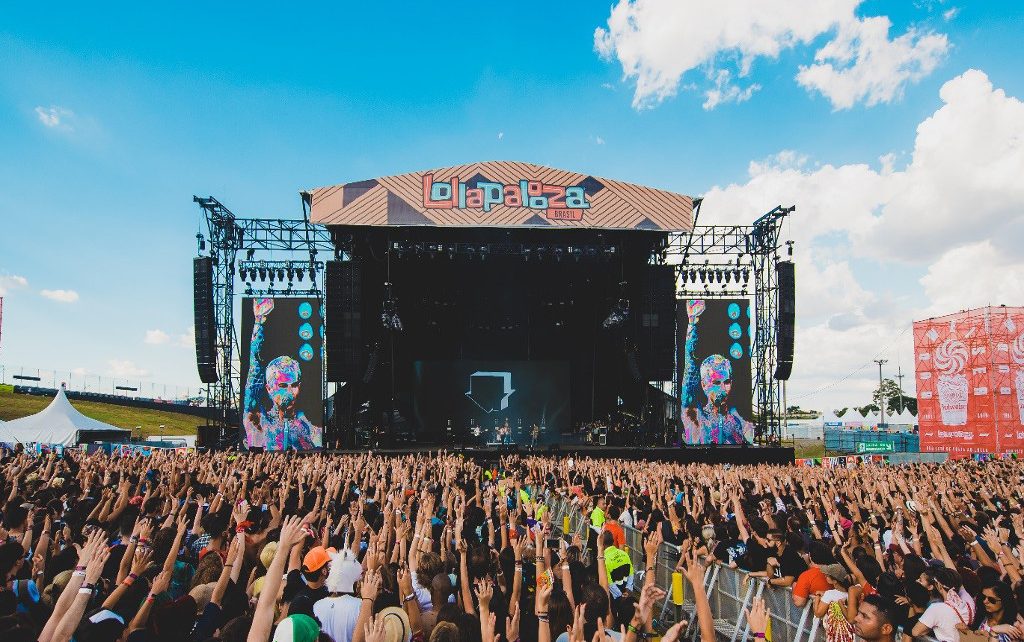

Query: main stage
left=192, top=160, right=795, bottom=451
left=323, top=445, right=794, bottom=465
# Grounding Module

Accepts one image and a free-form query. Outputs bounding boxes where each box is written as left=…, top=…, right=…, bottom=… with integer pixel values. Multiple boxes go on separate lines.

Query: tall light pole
left=895, top=366, right=905, bottom=414
left=874, top=359, right=888, bottom=429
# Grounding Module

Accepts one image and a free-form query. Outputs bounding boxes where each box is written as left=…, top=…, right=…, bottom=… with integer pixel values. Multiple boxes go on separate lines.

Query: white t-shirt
left=919, top=601, right=961, bottom=642
left=410, top=571, right=433, bottom=613
left=313, top=595, right=362, bottom=642
left=820, top=589, right=847, bottom=604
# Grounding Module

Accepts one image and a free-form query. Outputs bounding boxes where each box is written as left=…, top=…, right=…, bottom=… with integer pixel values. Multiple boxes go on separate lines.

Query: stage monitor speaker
left=193, top=257, right=218, bottom=383
left=196, top=425, right=221, bottom=448
left=325, top=260, right=362, bottom=382
left=637, top=265, right=676, bottom=380
left=774, top=261, right=795, bottom=380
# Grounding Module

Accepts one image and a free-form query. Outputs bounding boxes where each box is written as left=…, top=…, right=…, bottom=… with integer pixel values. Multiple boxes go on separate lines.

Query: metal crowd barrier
left=546, top=497, right=826, bottom=641
left=546, top=496, right=939, bottom=642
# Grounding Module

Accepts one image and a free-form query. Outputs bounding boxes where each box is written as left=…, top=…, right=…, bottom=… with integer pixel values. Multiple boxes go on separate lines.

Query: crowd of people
left=0, top=447, right=1021, bottom=642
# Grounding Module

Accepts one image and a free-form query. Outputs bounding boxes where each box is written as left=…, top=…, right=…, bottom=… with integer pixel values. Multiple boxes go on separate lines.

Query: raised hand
left=361, top=568, right=382, bottom=601
left=745, top=596, right=769, bottom=636
left=475, top=578, right=494, bottom=611
left=506, top=602, right=521, bottom=642
left=364, top=618, right=387, bottom=642
left=131, top=548, right=154, bottom=575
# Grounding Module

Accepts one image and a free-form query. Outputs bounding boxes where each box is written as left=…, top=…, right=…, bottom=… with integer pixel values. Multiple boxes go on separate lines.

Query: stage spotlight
left=286, top=268, right=295, bottom=282
left=244, top=285, right=253, bottom=295
left=724, top=270, right=731, bottom=283
left=196, top=234, right=206, bottom=252
left=276, top=269, right=285, bottom=282
left=689, top=268, right=697, bottom=282
left=681, top=271, right=689, bottom=284
left=733, top=268, right=741, bottom=282
left=742, top=268, right=750, bottom=283
left=296, top=268, right=305, bottom=281
left=258, top=267, right=267, bottom=281
left=267, top=269, right=275, bottom=283
left=246, top=249, right=255, bottom=260
left=715, top=269, right=723, bottom=283
left=555, top=247, right=564, bottom=262
left=698, top=269, right=706, bottom=283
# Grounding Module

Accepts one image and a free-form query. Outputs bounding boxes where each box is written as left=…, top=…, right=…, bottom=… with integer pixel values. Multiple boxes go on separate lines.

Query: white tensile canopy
left=0, top=388, right=128, bottom=446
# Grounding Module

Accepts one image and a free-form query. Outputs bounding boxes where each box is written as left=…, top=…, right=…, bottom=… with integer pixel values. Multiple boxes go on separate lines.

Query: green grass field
left=792, top=438, right=825, bottom=459
left=0, top=385, right=199, bottom=437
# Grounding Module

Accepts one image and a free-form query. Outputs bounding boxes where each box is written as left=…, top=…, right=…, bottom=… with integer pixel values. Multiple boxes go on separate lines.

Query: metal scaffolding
left=667, top=204, right=795, bottom=444
left=192, top=196, right=334, bottom=446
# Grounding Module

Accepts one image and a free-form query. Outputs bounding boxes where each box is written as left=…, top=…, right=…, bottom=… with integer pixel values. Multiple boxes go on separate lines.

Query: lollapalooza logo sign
left=422, top=173, right=592, bottom=221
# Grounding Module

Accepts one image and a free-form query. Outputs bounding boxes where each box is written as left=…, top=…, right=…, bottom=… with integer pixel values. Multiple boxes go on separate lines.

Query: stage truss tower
left=666, top=204, right=795, bottom=444
left=193, top=196, right=334, bottom=445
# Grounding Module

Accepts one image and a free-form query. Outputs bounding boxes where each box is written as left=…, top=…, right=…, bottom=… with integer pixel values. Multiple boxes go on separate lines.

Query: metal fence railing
left=548, top=496, right=826, bottom=641
left=547, top=495, right=941, bottom=642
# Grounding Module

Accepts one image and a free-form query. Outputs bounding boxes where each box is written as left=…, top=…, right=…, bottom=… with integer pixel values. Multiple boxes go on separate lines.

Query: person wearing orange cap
left=284, top=545, right=336, bottom=619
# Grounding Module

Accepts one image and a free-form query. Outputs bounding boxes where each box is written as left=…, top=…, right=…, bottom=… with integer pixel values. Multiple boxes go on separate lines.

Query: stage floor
left=324, top=445, right=794, bottom=465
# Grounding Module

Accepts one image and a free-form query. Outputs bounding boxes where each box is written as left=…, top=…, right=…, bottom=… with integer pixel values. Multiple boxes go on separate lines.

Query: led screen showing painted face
left=240, top=297, right=324, bottom=450
left=677, top=299, right=754, bottom=445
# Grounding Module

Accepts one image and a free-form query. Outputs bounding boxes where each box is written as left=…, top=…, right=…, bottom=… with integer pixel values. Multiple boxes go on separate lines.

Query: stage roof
left=306, top=161, right=693, bottom=232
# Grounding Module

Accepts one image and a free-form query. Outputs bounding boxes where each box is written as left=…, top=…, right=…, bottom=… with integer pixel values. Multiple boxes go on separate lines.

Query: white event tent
left=0, top=388, right=129, bottom=446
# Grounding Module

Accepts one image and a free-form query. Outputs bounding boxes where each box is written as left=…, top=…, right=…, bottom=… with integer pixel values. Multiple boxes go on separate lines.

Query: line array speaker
left=193, top=257, right=218, bottom=383
left=325, top=261, right=362, bottom=382
left=774, top=261, right=795, bottom=380
left=637, top=265, right=676, bottom=380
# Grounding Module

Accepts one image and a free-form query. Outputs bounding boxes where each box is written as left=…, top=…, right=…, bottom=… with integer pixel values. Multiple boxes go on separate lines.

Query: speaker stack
left=193, top=257, right=218, bottom=384
left=774, top=261, right=795, bottom=380
left=325, top=261, right=362, bottom=382
left=637, top=264, right=676, bottom=381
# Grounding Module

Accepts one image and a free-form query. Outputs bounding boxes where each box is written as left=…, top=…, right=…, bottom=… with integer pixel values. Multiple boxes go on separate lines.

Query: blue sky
left=1, top=1, right=1022, bottom=409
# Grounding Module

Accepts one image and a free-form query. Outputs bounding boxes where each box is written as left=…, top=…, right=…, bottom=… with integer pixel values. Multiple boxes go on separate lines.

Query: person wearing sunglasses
left=963, top=581, right=1020, bottom=642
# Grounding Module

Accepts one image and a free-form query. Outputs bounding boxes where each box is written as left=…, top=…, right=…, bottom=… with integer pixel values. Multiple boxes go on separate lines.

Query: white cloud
left=594, top=0, right=947, bottom=110
left=701, top=69, right=1023, bottom=409
left=702, top=70, right=760, bottom=110
left=858, top=70, right=1024, bottom=261
left=497, top=132, right=504, bottom=141
left=919, top=242, right=1024, bottom=316
left=40, top=289, right=79, bottom=303
left=144, top=329, right=170, bottom=345
left=107, top=359, right=149, bottom=379
left=943, top=7, right=958, bottom=21
left=595, top=136, right=606, bottom=145
left=34, top=105, right=74, bottom=130
left=796, top=16, right=948, bottom=110
left=0, top=275, right=29, bottom=296
left=71, top=367, right=88, bottom=376
left=177, top=326, right=196, bottom=349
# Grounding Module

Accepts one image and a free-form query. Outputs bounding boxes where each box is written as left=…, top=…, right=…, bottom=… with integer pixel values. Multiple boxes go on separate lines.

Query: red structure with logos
left=914, top=306, right=1024, bottom=456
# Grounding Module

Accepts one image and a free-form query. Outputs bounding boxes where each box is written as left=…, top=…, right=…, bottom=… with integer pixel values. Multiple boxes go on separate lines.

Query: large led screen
left=413, top=361, right=569, bottom=445
left=677, top=299, right=754, bottom=445
left=240, top=297, right=324, bottom=450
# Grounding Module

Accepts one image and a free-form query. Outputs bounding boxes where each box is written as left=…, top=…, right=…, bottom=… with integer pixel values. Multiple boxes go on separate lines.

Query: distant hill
left=0, top=385, right=200, bottom=437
